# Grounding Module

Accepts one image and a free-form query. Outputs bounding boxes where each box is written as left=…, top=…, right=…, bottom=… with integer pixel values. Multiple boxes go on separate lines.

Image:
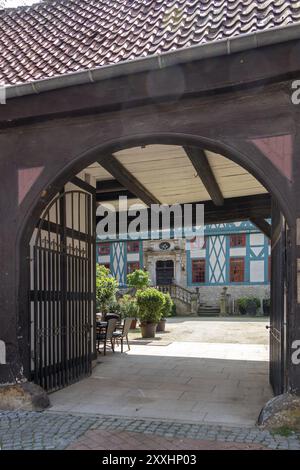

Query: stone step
left=198, top=307, right=220, bottom=317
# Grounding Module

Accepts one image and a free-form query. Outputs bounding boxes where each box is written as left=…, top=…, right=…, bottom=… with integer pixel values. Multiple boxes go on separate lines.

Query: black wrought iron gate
left=30, top=190, right=95, bottom=391
left=269, top=199, right=288, bottom=395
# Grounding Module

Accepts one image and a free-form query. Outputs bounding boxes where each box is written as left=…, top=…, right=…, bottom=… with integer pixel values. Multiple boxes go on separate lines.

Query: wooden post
left=0, top=157, right=25, bottom=384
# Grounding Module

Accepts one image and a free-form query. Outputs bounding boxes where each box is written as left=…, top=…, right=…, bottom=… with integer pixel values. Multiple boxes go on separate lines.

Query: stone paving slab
left=0, top=411, right=300, bottom=450
left=50, top=339, right=271, bottom=426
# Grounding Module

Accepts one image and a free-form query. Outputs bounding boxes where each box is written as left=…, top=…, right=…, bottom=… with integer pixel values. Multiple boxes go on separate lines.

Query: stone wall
left=195, top=284, right=270, bottom=314
left=173, top=298, right=192, bottom=316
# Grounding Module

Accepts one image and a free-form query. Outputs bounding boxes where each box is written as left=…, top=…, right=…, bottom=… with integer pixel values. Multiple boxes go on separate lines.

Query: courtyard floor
left=1, top=317, right=300, bottom=450
left=50, top=317, right=273, bottom=427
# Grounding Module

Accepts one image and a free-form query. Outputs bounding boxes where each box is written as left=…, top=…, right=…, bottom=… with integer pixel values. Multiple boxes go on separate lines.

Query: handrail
left=156, top=284, right=195, bottom=305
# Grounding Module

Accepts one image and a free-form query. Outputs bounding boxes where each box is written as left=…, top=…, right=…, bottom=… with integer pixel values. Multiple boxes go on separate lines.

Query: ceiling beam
left=71, top=176, right=96, bottom=195
left=183, top=146, right=224, bottom=206
left=96, top=179, right=126, bottom=193
left=96, top=190, right=136, bottom=202
left=98, top=155, right=160, bottom=206
left=249, top=217, right=271, bottom=239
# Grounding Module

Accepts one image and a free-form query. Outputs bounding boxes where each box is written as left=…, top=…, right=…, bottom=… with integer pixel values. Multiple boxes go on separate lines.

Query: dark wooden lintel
left=96, top=179, right=126, bottom=193
left=98, top=154, right=160, bottom=207
left=184, top=146, right=224, bottom=206
left=250, top=217, right=272, bottom=239
left=96, top=190, right=136, bottom=202
left=71, top=176, right=96, bottom=195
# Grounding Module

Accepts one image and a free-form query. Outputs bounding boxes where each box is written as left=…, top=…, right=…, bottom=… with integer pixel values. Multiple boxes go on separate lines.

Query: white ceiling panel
left=83, top=145, right=267, bottom=205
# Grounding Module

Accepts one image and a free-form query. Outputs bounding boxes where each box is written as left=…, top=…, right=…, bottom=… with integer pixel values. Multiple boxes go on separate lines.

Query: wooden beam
left=71, top=176, right=96, bottom=195
left=96, top=179, right=126, bottom=193
left=98, top=154, right=160, bottom=207
left=96, top=190, right=136, bottom=202
left=250, top=217, right=271, bottom=239
left=183, top=146, right=224, bottom=206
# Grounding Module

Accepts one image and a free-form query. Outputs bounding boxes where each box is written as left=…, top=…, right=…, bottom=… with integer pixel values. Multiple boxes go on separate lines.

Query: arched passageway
left=0, top=70, right=299, bottom=415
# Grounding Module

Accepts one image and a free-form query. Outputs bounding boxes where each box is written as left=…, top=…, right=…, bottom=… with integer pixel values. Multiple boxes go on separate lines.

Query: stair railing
left=156, top=283, right=195, bottom=305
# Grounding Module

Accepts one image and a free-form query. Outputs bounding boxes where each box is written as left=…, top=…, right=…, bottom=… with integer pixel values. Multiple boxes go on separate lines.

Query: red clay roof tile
left=0, top=0, right=299, bottom=84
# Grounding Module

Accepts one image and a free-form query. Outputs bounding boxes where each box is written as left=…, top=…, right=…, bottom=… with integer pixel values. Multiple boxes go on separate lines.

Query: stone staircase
left=157, top=284, right=199, bottom=316
left=157, top=284, right=221, bottom=317
left=198, top=305, right=220, bottom=317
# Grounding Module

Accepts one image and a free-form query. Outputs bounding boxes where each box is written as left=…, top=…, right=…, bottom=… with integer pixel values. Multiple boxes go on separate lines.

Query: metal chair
left=112, top=317, right=132, bottom=353
left=96, top=318, right=117, bottom=355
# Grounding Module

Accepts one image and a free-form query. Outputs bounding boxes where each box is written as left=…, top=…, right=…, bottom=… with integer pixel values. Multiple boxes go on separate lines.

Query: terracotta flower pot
left=140, top=322, right=157, bottom=338
left=130, top=318, right=137, bottom=329
left=156, top=319, right=166, bottom=332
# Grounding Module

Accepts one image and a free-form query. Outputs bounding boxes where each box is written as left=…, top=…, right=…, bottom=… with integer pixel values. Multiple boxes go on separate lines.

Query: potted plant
left=237, top=296, right=260, bottom=316
left=96, top=265, right=119, bottom=318
left=157, top=292, right=173, bottom=332
left=119, top=294, right=139, bottom=329
left=263, top=297, right=270, bottom=316
left=136, top=287, right=165, bottom=338
left=127, top=269, right=150, bottom=293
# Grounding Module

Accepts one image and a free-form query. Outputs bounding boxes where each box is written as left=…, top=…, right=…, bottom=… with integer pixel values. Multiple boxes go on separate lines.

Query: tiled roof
left=1, top=0, right=300, bottom=85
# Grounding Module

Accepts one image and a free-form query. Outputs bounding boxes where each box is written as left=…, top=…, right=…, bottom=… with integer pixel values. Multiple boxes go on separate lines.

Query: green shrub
left=106, top=299, right=122, bottom=315
left=237, top=296, right=260, bottom=315
left=170, top=302, right=177, bottom=317
left=127, top=269, right=150, bottom=290
left=161, top=293, right=174, bottom=319
left=96, top=265, right=118, bottom=312
left=119, top=294, right=139, bottom=319
left=136, top=288, right=165, bottom=323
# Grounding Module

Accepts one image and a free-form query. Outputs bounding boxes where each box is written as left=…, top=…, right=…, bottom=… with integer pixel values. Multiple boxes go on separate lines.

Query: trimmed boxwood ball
left=127, top=269, right=150, bottom=290
left=136, top=288, right=165, bottom=324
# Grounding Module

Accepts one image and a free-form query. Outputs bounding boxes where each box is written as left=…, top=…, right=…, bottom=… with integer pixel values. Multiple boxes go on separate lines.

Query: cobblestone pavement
left=0, top=411, right=300, bottom=450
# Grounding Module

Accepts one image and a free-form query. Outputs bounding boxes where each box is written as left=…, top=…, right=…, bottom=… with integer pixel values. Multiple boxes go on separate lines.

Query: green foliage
left=136, top=287, right=165, bottom=323
left=127, top=269, right=150, bottom=290
left=96, top=265, right=118, bottom=312
left=161, top=292, right=174, bottom=319
left=237, top=296, right=260, bottom=315
left=170, top=302, right=177, bottom=317
left=271, top=426, right=294, bottom=438
left=119, top=294, right=139, bottom=319
left=106, top=299, right=122, bottom=315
